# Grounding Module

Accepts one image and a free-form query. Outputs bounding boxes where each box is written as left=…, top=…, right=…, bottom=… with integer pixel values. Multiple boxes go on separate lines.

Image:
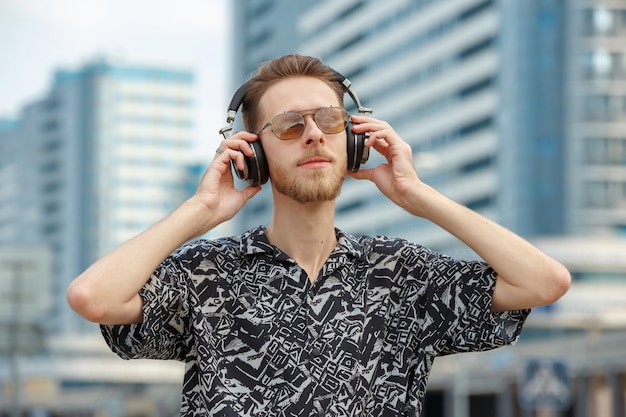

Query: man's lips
left=297, top=156, right=332, bottom=168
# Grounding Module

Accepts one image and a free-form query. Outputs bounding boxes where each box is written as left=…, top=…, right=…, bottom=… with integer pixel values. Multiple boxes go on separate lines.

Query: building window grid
left=114, top=113, right=193, bottom=128
left=302, top=1, right=372, bottom=42
left=326, top=0, right=494, bottom=79
left=583, top=180, right=626, bottom=209
left=365, top=36, right=495, bottom=115
left=114, top=91, right=193, bottom=106
left=581, top=51, right=626, bottom=80
left=582, top=94, right=626, bottom=122
left=375, top=67, right=494, bottom=141
left=581, top=8, right=626, bottom=37
left=417, top=117, right=494, bottom=153
left=584, top=137, right=626, bottom=165
left=118, top=135, right=191, bottom=149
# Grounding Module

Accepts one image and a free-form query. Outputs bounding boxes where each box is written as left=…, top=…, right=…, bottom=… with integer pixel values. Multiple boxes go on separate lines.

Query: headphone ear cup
left=231, top=141, right=270, bottom=186
left=346, top=120, right=369, bottom=172
left=253, top=141, right=270, bottom=185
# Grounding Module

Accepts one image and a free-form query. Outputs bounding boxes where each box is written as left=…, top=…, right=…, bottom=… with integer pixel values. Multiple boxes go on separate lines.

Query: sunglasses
left=257, top=106, right=350, bottom=140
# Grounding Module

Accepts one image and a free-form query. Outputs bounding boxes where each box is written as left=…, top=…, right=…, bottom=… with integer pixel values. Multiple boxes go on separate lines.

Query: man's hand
left=191, top=131, right=262, bottom=235
left=348, top=115, right=427, bottom=214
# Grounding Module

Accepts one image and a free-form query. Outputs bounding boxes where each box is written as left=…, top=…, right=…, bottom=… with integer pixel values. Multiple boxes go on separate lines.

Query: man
left=67, top=54, right=570, bottom=416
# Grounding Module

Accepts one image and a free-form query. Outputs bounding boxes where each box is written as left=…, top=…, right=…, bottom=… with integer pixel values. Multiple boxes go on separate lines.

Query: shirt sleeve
left=100, top=252, right=191, bottom=361
left=419, top=250, right=530, bottom=356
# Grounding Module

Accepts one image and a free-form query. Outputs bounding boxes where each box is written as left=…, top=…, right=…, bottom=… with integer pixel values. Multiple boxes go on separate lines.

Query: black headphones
left=219, top=70, right=373, bottom=186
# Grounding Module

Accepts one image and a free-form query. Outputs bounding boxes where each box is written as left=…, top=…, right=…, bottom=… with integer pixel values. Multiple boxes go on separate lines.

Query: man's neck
left=266, top=196, right=337, bottom=283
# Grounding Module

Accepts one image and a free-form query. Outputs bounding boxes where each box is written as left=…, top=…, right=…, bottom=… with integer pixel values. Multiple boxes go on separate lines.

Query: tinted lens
left=272, top=113, right=305, bottom=140
left=315, top=107, right=348, bottom=134
left=269, top=107, right=349, bottom=140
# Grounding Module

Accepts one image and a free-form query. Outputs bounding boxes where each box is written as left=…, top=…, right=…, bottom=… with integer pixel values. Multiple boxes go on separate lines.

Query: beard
left=270, top=151, right=347, bottom=204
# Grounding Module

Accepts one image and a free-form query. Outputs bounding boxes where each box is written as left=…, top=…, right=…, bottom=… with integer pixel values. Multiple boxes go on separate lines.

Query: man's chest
left=195, top=258, right=390, bottom=355
left=181, top=253, right=425, bottom=416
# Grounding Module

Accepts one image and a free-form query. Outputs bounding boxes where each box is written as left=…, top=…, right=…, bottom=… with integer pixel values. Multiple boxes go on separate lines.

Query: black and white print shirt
left=102, top=226, right=529, bottom=417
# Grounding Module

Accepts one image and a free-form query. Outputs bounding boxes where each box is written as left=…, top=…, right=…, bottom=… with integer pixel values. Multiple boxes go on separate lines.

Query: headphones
left=219, top=70, right=373, bottom=186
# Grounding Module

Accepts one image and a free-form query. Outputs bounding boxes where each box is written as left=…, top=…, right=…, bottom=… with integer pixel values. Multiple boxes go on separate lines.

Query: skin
left=66, top=76, right=571, bottom=325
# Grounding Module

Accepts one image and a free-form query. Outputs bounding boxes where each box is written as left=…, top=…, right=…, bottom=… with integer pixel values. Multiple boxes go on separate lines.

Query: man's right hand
left=190, top=131, right=262, bottom=236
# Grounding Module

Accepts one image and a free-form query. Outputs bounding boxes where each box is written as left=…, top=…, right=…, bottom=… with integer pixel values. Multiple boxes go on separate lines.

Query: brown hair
left=241, top=54, right=344, bottom=133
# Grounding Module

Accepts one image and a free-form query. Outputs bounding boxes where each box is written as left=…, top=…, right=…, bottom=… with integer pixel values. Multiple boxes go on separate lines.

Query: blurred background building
left=1, top=59, right=197, bottom=334
left=0, top=59, right=197, bottom=414
left=1, top=0, right=625, bottom=416
left=231, top=0, right=626, bottom=250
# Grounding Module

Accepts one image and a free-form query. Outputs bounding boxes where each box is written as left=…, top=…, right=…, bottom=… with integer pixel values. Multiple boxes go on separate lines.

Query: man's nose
left=302, top=114, right=325, bottom=145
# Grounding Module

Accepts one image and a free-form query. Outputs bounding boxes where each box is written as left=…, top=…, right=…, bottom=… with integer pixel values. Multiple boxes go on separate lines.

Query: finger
left=350, top=119, right=394, bottom=144
left=363, top=135, right=392, bottom=160
left=227, top=130, right=258, bottom=142
left=218, top=132, right=259, bottom=156
left=213, top=147, right=247, bottom=172
left=348, top=167, right=374, bottom=181
left=230, top=149, right=248, bottom=172
left=217, top=141, right=255, bottom=158
left=239, top=184, right=262, bottom=201
left=350, top=114, right=379, bottom=124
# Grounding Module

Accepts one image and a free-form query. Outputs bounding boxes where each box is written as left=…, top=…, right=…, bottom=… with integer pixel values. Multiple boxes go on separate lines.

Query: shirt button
left=311, top=347, right=322, bottom=356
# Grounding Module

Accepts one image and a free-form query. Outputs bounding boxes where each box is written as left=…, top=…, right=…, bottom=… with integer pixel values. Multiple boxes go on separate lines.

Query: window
left=582, top=7, right=616, bottom=36
left=582, top=95, right=626, bottom=122
left=583, top=180, right=623, bottom=208
left=581, top=51, right=626, bottom=80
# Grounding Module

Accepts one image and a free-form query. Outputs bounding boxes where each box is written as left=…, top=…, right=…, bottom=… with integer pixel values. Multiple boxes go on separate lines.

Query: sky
left=0, top=0, right=230, bottom=153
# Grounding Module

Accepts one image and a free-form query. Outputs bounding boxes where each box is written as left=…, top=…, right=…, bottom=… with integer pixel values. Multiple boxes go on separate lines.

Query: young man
left=67, top=54, right=570, bottom=416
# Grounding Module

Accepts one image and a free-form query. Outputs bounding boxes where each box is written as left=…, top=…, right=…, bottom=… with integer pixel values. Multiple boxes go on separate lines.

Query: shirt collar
left=239, top=226, right=363, bottom=261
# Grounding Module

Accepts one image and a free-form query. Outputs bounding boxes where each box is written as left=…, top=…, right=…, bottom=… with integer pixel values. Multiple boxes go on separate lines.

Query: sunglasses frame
left=256, top=106, right=350, bottom=140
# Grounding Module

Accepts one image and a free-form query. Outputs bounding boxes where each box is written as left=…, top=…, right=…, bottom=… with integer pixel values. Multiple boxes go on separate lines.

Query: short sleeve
left=100, top=255, right=190, bottom=361
left=419, top=252, right=530, bottom=356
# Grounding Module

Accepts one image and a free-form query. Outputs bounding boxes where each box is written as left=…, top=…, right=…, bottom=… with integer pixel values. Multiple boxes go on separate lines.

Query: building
left=570, top=3, right=626, bottom=236
left=0, top=58, right=198, bottom=414
left=0, top=59, right=197, bottom=335
left=229, top=0, right=626, bottom=249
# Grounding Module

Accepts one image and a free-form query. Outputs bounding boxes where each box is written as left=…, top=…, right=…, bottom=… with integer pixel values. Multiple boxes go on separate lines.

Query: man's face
left=257, top=77, right=348, bottom=203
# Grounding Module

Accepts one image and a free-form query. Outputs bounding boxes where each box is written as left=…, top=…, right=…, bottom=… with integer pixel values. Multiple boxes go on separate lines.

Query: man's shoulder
left=350, top=232, right=428, bottom=257
left=172, top=226, right=264, bottom=260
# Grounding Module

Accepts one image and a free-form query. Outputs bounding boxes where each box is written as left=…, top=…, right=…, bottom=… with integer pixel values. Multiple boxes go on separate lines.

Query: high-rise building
left=229, top=0, right=626, bottom=251
left=569, top=3, right=626, bottom=236
left=0, top=59, right=197, bottom=334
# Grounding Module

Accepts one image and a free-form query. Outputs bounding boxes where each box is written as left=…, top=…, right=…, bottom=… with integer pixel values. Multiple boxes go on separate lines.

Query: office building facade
left=230, top=0, right=626, bottom=250
left=0, top=59, right=196, bottom=334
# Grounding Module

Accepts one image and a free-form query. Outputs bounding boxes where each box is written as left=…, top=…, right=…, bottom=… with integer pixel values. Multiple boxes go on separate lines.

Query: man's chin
left=276, top=178, right=344, bottom=204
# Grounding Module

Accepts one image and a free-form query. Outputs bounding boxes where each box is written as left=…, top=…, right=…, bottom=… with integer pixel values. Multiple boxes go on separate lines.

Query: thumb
left=239, top=185, right=262, bottom=202
left=348, top=167, right=374, bottom=181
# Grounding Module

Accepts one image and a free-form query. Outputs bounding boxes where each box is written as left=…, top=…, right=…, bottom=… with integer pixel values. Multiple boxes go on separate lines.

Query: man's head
left=241, top=54, right=345, bottom=133
left=238, top=55, right=351, bottom=204
left=256, top=75, right=348, bottom=203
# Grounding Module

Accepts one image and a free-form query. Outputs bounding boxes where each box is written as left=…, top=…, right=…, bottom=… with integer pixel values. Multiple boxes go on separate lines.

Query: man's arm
left=349, top=116, right=571, bottom=312
left=66, top=132, right=261, bottom=325
left=405, top=184, right=570, bottom=312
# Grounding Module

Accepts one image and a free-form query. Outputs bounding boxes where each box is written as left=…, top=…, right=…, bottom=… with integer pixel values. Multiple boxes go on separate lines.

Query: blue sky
left=0, top=0, right=230, bottom=152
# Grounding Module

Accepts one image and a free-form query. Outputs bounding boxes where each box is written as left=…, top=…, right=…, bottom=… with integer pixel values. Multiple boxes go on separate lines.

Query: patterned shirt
left=101, top=226, right=529, bottom=417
